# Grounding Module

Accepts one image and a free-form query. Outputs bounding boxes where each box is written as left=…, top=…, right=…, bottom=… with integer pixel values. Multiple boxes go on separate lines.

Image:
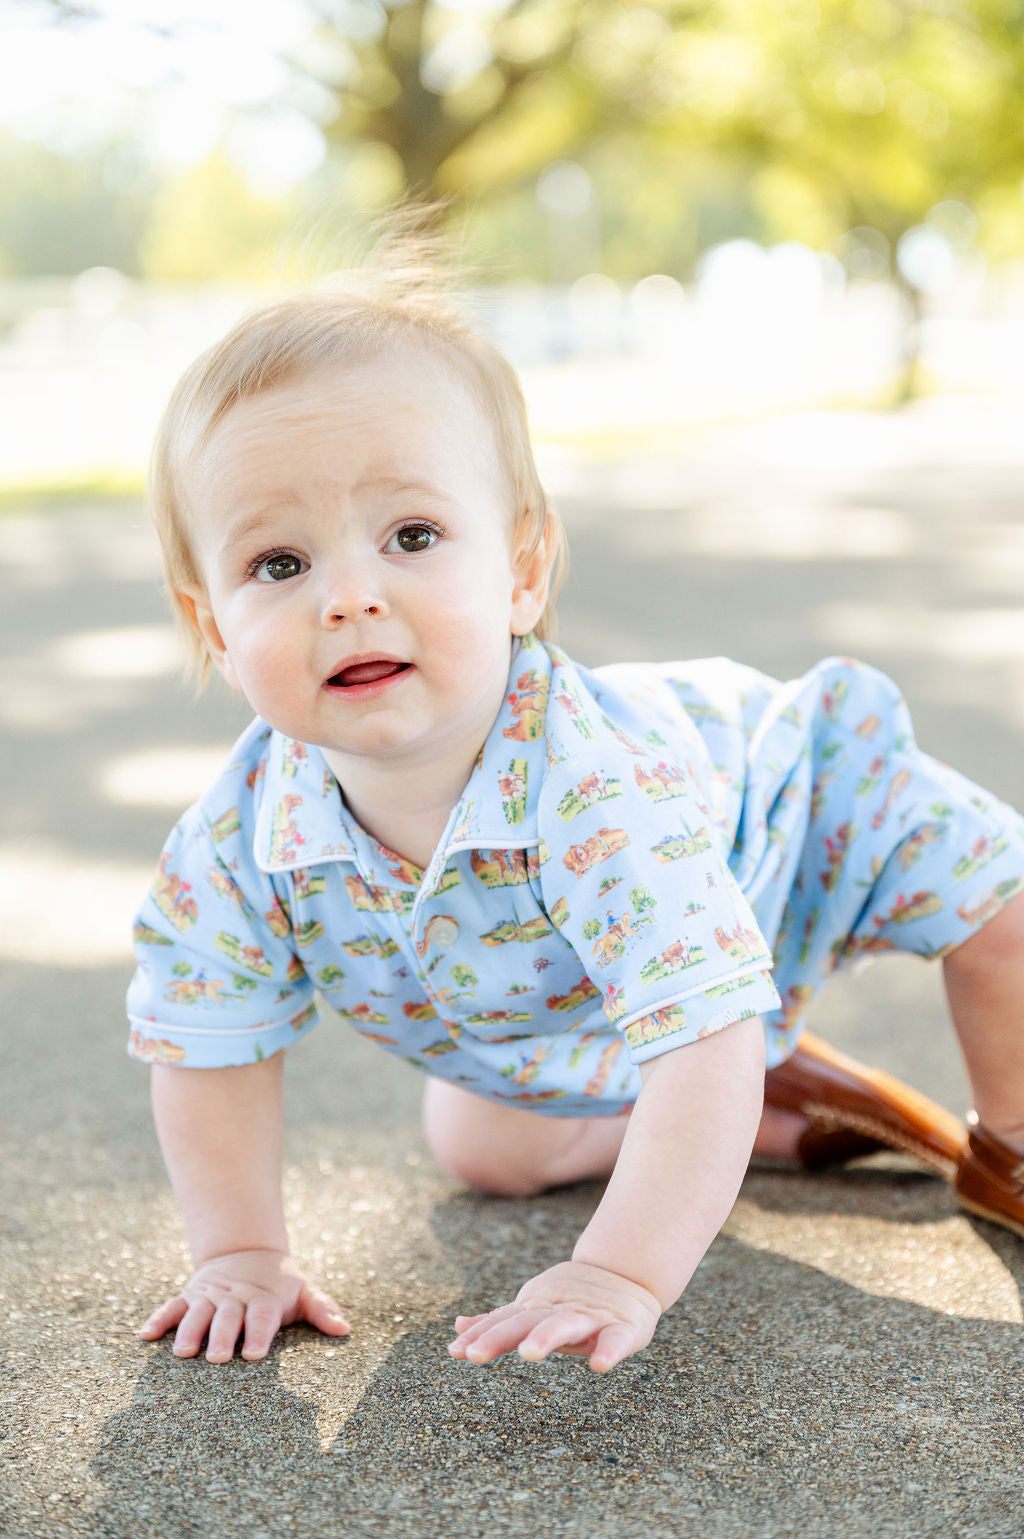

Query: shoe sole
left=800, top=1101, right=961, bottom=1181
left=955, top=1191, right=1024, bottom=1242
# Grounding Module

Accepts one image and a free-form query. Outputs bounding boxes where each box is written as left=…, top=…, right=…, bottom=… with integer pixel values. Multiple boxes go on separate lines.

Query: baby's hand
left=139, top=1249, right=349, bottom=1363
left=447, top=1259, right=661, bottom=1373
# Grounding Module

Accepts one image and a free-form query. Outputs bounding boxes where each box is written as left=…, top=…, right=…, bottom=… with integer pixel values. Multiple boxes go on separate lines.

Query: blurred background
left=4, top=0, right=1024, bottom=491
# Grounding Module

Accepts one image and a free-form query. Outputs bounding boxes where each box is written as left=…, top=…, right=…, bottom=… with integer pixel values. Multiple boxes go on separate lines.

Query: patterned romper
left=127, top=634, right=1024, bottom=1113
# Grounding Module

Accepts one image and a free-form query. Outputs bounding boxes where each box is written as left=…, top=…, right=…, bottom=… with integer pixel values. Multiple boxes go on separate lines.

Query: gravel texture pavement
left=3, top=402, right=1024, bottom=1538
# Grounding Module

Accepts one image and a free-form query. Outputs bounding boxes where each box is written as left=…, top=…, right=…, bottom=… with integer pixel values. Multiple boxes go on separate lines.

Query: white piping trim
left=127, top=1011, right=313, bottom=1037
left=255, top=835, right=543, bottom=876
left=615, top=959, right=776, bottom=1033
left=254, top=849, right=356, bottom=875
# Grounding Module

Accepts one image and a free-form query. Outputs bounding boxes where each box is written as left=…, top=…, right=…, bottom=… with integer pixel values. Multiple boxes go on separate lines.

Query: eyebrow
left=217, top=511, right=282, bottom=557
left=355, top=475, right=456, bottom=506
left=215, top=478, right=456, bottom=557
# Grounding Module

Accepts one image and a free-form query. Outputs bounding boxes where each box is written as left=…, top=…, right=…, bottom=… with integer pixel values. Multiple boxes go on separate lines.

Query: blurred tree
left=16, top=0, right=1024, bottom=348
left=637, top=0, right=1024, bottom=395
left=281, top=0, right=1024, bottom=399
left=0, top=131, right=153, bottom=277
left=293, top=0, right=1024, bottom=233
left=138, top=153, right=301, bottom=282
left=292, top=0, right=701, bottom=197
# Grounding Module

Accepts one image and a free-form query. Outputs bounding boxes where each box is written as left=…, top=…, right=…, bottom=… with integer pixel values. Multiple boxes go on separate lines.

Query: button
left=428, top=917, right=459, bottom=949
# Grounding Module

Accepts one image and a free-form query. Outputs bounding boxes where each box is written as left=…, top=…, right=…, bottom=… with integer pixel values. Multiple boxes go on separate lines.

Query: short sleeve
left=126, top=797, right=318, bottom=1068
left=537, top=748, right=780, bottom=1065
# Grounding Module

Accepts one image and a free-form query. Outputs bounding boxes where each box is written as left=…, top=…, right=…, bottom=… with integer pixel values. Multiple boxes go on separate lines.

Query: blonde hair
left=147, top=235, right=568, bottom=686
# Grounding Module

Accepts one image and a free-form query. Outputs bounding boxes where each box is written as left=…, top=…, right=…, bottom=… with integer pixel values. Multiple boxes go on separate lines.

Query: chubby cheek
left=422, top=598, right=514, bottom=684
left=425, top=556, right=516, bottom=641
left=220, top=609, right=301, bottom=707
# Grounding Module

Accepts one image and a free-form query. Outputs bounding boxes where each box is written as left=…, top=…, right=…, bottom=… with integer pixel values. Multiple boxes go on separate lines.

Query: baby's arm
left=448, top=1016, right=766, bottom=1371
left=139, top=1053, right=349, bottom=1362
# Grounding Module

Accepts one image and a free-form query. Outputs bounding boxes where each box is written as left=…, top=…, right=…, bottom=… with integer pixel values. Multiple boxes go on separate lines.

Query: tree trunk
left=890, top=269, right=924, bottom=407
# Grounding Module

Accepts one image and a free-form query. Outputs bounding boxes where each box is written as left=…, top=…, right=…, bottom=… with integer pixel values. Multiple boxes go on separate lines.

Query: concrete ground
left=3, top=399, right=1024, bottom=1538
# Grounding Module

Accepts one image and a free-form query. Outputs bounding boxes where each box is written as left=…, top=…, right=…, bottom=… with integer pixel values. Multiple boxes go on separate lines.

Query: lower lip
left=322, top=664, right=413, bottom=702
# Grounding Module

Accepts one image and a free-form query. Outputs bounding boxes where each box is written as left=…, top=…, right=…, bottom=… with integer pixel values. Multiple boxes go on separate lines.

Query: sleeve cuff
left=126, top=999, right=319, bottom=1068
left=622, top=969, right=780, bottom=1064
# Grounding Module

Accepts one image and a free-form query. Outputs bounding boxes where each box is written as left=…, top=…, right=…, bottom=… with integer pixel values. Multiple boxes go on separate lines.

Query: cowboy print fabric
left=127, top=635, right=1024, bottom=1114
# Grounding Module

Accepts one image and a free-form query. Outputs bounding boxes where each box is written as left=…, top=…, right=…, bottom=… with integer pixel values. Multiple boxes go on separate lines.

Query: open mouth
left=326, top=660, right=411, bottom=688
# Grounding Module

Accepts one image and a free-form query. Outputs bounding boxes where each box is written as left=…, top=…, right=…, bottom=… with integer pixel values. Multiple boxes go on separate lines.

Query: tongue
left=335, top=660, right=406, bottom=686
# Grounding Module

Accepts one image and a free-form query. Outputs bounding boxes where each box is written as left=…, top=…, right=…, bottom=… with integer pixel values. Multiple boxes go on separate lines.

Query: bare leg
left=422, top=1076, right=630, bottom=1196
left=943, top=887, right=1024, bottom=1153
left=422, top=1072, right=799, bottom=1197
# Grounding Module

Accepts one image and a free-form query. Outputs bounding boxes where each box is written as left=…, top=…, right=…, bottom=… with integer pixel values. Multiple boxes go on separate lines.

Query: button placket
left=427, top=916, right=459, bottom=949
left=380, top=884, right=438, bottom=1019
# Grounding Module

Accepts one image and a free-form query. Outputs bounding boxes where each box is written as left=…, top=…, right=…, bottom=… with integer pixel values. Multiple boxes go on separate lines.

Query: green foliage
left=10, top=0, right=1024, bottom=281
left=641, top=0, right=1024, bottom=260
left=138, top=153, right=302, bottom=283
left=303, top=0, right=1024, bottom=277
left=0, top=131, right=154, bottom=277
left=0, top=470, right=144, bottom=511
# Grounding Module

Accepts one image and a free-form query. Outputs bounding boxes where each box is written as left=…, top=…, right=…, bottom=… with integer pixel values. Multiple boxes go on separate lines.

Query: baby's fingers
left=294, top=1283, right=350, bottom=1340
left=448, top=1304, right=520, bottom=1355
left=205, top=1298, right=246, bottom=1363
left=451, top=1309, right=544, bottom=1365
left=240, top=1297, right=285, bottom=1362
left=139, top=1295, right=188, bottom=1342
left=172, top=1299, right=216, bottom=1359
left=587, top=1321, right=645, bottom=1374
left=517, top=1311, right=604, bottom=1365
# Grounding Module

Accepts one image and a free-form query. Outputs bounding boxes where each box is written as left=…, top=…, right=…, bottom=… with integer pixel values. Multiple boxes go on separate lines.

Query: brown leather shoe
left=956, top=1114, right=1024, bottom=1240
left=764, top=1031, right=966, bottom=1179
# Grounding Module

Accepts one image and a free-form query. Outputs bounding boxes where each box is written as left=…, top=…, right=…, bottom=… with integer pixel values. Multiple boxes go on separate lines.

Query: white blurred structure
left=3, top=244, right=1024, bottom=482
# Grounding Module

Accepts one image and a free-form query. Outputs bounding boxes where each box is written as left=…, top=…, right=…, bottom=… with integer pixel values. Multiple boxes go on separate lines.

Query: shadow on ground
left=69, top=1201, right=1024, bottom=1539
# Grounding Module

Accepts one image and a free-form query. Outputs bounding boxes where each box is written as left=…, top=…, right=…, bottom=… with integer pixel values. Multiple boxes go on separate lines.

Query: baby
left=131, top=259, right=1024, bottom=1373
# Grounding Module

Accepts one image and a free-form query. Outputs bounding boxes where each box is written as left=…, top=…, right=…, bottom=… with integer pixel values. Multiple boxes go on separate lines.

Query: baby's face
left=179, top=347, right=547, bottom=776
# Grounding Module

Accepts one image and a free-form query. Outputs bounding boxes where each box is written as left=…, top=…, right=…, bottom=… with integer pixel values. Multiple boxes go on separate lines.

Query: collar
left=253, top=634, right=589, bottom=875
left=252, top=734, right=357, bottom=873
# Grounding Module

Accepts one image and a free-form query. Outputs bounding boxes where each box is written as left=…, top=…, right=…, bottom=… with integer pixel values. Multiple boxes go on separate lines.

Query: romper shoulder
left=551, top=655, right=707, bottom=754
left=593, top=656, right=784, bottom=739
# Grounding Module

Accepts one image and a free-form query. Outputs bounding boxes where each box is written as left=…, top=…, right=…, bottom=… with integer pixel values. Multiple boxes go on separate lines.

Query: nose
left=318, top=560, right=390, bottom=627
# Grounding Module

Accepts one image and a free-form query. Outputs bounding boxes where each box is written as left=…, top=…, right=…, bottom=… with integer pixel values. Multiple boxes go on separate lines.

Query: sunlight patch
left=685, top=503, right=913, bottom=562
left=97, top=745, right=230, bottom=810
left=816, top=602, right=1024, bottom=662
left=49, top=625, right=182, bottom=681
left=0, top=843, right=153, bottom=966
left=724, top=1194, right=1023, bottom=1322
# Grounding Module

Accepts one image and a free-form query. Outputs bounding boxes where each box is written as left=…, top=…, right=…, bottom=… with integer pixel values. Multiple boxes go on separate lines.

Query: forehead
left=190, top=343, right=505, bottom=514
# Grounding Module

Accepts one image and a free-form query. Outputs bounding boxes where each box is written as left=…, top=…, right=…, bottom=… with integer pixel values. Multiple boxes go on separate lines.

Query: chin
left=328, top=727, right=420, bottom=757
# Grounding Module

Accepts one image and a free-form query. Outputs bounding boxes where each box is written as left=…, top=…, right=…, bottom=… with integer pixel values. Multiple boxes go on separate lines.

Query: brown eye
left=255, top=552, right=306, bottom=583
left=391, top=524, right=440, bottom=554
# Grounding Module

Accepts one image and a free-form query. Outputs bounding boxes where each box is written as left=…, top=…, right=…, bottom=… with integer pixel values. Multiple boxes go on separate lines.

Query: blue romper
left=126, top=635, right=1024, bottom=1114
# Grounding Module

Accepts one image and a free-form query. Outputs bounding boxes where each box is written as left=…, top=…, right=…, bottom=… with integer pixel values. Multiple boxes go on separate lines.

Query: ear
left=510, top=513, right=558, bottom=637
left=177, top=586, right=244, bottom=692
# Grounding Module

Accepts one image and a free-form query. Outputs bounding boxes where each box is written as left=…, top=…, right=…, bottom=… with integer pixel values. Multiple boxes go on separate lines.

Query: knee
left=421, top=1083, right=549, bottom=1198
left=434, top=1149, right=547, bottom=1199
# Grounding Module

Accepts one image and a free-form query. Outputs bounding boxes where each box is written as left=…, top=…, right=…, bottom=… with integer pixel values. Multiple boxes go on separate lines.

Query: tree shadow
left=84, top=1179, right=1024, bottom=1539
